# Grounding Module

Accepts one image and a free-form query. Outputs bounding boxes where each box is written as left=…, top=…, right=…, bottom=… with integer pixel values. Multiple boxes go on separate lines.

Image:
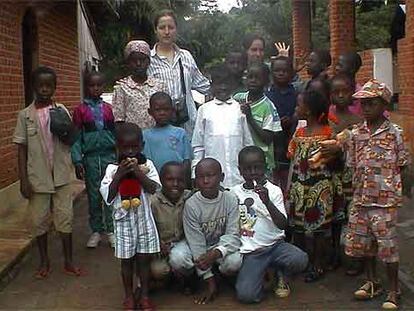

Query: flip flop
left=63, top=266, right=86, bottom=277
left=34, top=266, right=51, bottom=280
left=139, top=297, right=156, bottom=311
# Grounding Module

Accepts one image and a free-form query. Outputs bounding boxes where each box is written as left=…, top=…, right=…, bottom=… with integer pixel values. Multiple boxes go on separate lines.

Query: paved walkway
left=1, top=193, right=414, bottom=310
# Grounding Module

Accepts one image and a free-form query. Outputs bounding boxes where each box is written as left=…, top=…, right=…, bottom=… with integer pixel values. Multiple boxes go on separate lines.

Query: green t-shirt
left=233, top=92, right=282, bottom=171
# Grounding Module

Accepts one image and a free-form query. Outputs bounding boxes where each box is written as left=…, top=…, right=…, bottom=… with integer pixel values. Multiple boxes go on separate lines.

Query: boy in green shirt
left=233, top=62, right=282, bottom=173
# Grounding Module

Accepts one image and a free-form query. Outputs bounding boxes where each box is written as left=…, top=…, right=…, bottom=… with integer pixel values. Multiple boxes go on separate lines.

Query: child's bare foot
left=194, top=277, right=217, bottom=304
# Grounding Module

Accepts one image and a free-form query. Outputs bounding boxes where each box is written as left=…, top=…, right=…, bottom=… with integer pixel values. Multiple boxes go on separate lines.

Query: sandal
left=304, top=267, right=324, bottom=283
left=34, top=266, right=51, bottom=280
left=139, top=297, right=156, bottom=311
left=382, top=291, right=400, bottom=310
left=122, top=296, right=135, bottom=311
left=354, top=281, right=383, bottom=300
left=64, top=266, right=86, bottom=277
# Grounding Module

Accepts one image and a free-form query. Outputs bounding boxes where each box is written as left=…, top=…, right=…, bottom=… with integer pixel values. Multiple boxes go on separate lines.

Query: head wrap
left=124, top=40, right=150, bottom=60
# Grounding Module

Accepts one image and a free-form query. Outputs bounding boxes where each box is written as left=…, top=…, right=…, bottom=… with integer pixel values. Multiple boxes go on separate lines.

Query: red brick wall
left=395, top=1, right=414, bottom=152
left=355, top=50, right=373, bottom=86
left=0, top=2, right=80, bottom=189
left=329, top=0, right=356, bottom=73
left=292, top=0, right=311, bottom=80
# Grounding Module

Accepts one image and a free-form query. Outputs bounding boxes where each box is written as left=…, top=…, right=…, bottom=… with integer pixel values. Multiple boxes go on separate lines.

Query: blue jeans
left=236, top=240, right=308, bottom=303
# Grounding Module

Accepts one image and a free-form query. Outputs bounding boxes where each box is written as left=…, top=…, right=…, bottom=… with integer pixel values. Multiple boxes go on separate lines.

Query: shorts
left=29, top=184, right=73, bottom=236
left=113, top=201, right=160, bottom=259
left=345, top=206, right=399, bottom=263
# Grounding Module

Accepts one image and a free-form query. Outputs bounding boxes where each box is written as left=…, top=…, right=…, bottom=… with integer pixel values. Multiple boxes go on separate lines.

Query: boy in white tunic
left=192, top=64, right=253, bottom=188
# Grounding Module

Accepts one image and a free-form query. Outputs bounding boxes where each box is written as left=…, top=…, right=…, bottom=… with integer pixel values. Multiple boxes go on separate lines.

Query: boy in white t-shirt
left=232, top=146, right=308, bottom=303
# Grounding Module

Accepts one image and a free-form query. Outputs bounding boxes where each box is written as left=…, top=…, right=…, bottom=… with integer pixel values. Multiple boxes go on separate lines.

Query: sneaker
left=107, top=233, right=115, bottom=248
left=354, top=281, right=383, bottom=300
left=86, top=232, right=101, bottom=248
left=274, top=277, right=290, bottom=298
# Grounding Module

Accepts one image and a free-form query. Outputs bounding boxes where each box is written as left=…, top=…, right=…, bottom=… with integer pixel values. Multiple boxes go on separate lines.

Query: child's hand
left=254, top=184, right=270, bottom=205
left=160, top=242, right=171, bottom=256
left=320, top=141, right=341, bottom=158
left=195, top=249, right=221, bottom=271
left=116, top=159, right=134, bottom=178
left=75, top=164, right=85, bottom=180
left=20, top=179, right=33, bottom=199
left=240, top=102, right=252, bottom=118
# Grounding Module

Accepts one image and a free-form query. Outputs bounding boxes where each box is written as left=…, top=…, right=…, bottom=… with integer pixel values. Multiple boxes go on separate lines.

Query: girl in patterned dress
left=287, top=90, right=334, bottom=282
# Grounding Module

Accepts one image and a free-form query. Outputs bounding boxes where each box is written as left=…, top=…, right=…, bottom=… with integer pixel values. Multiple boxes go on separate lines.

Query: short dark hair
left=154, top=9, right=177, bottom=28
left=84, top=71, right=105, bottom=83
left=248, top=61, right=270, bottom=82
left=115, top=122, right=143, bottom=143
left=243, top=33, right=265, bottom=51
left=238, top=145, right=266, bottom=165
left=160, top=161, right=183, bottom=178
left=149, top=91, right=173, bottom=108
left=32, top=66, right=57, bottom=86
left=302, top=90, right=330, bottom=124
left=342, top=51, right=362, bottom=73
left=271, top=56, right=293, bottom=71
left=313, top=49, right=332, bottom=67
left=330, top=73, right=353, bottom=89
left=210, top=64, right=235, bottom=84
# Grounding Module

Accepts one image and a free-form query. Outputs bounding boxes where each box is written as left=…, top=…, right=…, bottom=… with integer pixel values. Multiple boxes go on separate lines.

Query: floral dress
left=287, top=125, right=334, bottom=232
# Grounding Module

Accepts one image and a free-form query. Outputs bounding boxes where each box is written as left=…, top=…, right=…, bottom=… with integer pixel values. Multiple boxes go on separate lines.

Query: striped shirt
left=148, top=44, right=210, bottom=136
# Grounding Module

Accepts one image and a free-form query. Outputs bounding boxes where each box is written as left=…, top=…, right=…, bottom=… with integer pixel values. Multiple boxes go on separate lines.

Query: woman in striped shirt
left=148, top=10, right=210, bottom=136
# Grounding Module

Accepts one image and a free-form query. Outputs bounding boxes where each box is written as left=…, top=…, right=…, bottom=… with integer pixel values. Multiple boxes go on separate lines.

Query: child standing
left=233, top=146, right=308, bottom=303
left=112, top=40, right=165, bottom=129
left=234, top=62, right=282, bottom=176
left=100, top=123, right=160, bottom=310
left=71, top=71, right=117, bottom=248
left=266, top=56, right=297, bottom=194
left=143, top=92, right=191, bottom=180
left=287, top=90, right=334, bottom=282
left=192, top=65, right=253, bottom=188
left=181, top=158, right=241, bottom=304
left=344, top=80, right=410, bottom=310
left=150, top=162, right=192, bottom=285
left=13, top=66, right=83, bottom=279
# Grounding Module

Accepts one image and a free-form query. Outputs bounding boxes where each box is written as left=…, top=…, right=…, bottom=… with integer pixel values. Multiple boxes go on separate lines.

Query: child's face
left=294, top=94, right=309, bottom=120
left=117, top=136, right=143, bottom=161
left=195, top=160, right=224, bottom=199
left=149, top=98, right=173, bottom=126
left=127, top=52, right=150, bottom=77
left=238, top=152, right=266, bottom=186
left=306, top=52, right=323, bottom=77
left=225, top=53, right=245, bottom=77
left=246, top=66, right=267, bottom=93
left=212, top=80, right=233, bottom=102
left=86, top=75, right=104, bottom=99
left=271, top=59, right=292, bottom=86
left=34, top=73, right=56, bottom=102
left=161, top=165, right=185, bottom=202
left=247, top=39, right=264, bottom=64
left=330, top=78, right=353, bottom=109
left=361, top=97, right=386, bottom=123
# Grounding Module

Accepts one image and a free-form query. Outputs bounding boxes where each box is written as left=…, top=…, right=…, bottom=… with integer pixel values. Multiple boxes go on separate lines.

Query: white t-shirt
left=231, top=181, right=287, bottom=254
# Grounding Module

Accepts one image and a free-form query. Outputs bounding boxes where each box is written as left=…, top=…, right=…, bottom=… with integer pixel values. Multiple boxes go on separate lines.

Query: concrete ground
left=1, top=193, right=414, bottom=310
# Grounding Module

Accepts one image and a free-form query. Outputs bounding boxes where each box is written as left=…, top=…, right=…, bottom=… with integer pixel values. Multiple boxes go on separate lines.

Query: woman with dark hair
left=243, top=33, right=266, bottom=66
left=148, top=10, right=210, bottom=136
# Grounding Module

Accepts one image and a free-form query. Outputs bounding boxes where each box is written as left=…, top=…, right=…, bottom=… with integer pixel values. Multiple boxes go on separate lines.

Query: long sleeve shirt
left=183, top=190, right=240, bottom=279
left=191, top=98, right=253, bottom=188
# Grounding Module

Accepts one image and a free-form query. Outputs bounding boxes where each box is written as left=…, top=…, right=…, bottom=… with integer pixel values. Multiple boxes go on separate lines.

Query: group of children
left=13, top=34, right=410, bottom=311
